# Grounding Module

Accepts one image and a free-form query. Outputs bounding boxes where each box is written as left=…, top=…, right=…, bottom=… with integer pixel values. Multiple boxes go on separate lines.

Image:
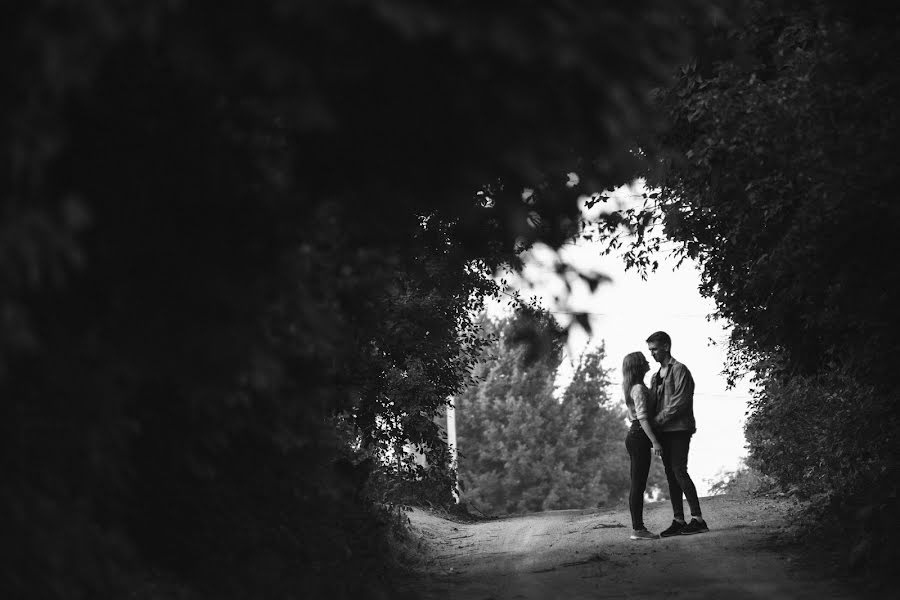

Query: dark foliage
left=600, top=0, right=899, bottom=578
left=1, top=1, right=724, bottom=598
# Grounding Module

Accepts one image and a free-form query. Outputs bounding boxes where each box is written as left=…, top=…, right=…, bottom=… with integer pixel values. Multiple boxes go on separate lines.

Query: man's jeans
left=659, top=430, right=702, bottom=520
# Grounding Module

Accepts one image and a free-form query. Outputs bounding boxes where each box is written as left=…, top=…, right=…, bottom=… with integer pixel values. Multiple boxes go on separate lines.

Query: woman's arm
left=638, top=418, right=663, bottom=457
left=632, top=385, right=663, bottom=457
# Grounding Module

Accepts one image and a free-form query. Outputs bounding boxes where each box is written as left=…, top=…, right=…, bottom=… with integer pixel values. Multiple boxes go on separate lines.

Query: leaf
left=573, top=312, right=591, bottom=334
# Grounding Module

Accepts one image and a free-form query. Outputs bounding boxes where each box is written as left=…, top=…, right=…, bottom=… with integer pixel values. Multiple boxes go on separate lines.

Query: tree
left=596, top=0, right=899, bottom=576
left=621, top=0, right=900, bottom=380
left=454, top=311, right=566, bottom=514
left=455, top=313, right=664, bottom=514
left=0, top=1, right=738, bottom=597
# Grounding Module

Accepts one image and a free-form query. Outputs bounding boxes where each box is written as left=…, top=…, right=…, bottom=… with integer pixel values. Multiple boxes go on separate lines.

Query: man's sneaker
left=660, top=520, right=686, bottom=537
left=630, top=528, right=660, bottom=541
left=680, top=518, right=709, bottom=535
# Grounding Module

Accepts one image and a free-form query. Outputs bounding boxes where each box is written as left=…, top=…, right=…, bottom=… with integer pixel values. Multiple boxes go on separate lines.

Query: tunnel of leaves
left=0, top=1, right=722, bottom=598
left=3, top=1, right=896, bottom=597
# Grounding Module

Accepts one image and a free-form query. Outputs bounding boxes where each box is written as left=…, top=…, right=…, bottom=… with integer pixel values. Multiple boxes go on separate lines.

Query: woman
left=622, top=351, right=663, bottom=540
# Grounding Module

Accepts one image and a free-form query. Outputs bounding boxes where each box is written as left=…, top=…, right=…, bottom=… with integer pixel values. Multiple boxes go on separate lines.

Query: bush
left=745, top=370, right=897, bottom=499
left=745, top=368, right=900, bottom=579
left=707, top=461, right=775, bottom=497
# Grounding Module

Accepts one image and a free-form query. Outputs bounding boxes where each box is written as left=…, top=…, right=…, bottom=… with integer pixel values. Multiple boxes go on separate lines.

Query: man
left=646, top=331, right=708, bottom=536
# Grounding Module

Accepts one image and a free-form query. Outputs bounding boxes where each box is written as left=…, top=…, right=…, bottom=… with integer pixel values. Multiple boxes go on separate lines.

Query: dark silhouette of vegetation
left=0, top=1, right=729, bottom=598
left=601, top=0, right=900, bottom=579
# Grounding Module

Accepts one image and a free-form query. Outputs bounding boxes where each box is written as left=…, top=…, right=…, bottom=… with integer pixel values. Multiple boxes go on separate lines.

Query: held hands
left=652, top=443, right=663, bottom=458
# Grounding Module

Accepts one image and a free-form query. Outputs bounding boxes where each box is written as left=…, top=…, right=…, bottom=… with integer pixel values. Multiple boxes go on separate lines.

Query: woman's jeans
left=625, top=421, right=651, bottom=530
left=659, top=430, right=702, bottom=520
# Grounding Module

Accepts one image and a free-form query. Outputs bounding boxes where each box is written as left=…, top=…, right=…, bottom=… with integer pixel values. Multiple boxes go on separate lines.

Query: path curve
left=402, top=494, right=861, bottom=599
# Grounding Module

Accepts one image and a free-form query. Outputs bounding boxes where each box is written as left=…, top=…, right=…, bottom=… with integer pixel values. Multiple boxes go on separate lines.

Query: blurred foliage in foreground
left=0, top=1, right=728, bottom=598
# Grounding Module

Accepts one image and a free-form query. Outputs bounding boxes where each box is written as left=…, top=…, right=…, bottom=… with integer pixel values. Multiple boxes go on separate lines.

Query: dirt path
left=400, top=494, right=862, bottom=599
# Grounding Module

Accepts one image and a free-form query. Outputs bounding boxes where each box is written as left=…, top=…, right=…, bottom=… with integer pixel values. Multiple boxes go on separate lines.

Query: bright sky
left=491, top=181, right=752, bottom=496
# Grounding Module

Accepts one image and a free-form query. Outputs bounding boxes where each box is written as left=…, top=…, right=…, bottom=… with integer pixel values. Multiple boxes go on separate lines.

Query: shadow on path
left=402, top=495, right=863, bottom=600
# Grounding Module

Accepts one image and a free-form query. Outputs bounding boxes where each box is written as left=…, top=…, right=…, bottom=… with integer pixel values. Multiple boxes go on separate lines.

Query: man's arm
left=654, top=363, right=694, bottom=427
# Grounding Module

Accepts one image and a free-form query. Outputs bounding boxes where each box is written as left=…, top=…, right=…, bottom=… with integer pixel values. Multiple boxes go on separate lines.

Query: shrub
left=707, top=461, right=775, bottom=497
left=745, top=370, right=897, bottom=500
left=745, top=368, right=900, bottom=578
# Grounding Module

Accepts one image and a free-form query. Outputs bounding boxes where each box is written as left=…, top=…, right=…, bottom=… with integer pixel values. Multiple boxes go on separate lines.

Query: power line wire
left=548, top=309, right=715, bottom=319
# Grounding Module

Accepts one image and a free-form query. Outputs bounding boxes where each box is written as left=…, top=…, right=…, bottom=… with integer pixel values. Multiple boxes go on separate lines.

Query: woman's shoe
left=630, top=528, right=660, bottom=540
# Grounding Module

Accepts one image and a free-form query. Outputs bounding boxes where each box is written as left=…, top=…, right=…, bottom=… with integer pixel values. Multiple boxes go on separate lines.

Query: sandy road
left=401, top=494, right=863, bottom=600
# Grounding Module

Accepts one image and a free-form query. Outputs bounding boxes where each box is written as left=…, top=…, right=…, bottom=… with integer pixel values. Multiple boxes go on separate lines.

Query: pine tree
left=560, top=347, right=668, bottom=508
left=456, top=311, right=564, bottom=513
left=455, top=313, right=666, bottom=514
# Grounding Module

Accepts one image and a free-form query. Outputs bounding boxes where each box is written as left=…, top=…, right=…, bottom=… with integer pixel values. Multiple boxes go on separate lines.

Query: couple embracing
left=622, top=331, right=708, bottom=540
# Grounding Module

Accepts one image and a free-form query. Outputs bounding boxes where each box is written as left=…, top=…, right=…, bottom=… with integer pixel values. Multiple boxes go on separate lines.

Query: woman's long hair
left=621, top=351, right=648, bottom=403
